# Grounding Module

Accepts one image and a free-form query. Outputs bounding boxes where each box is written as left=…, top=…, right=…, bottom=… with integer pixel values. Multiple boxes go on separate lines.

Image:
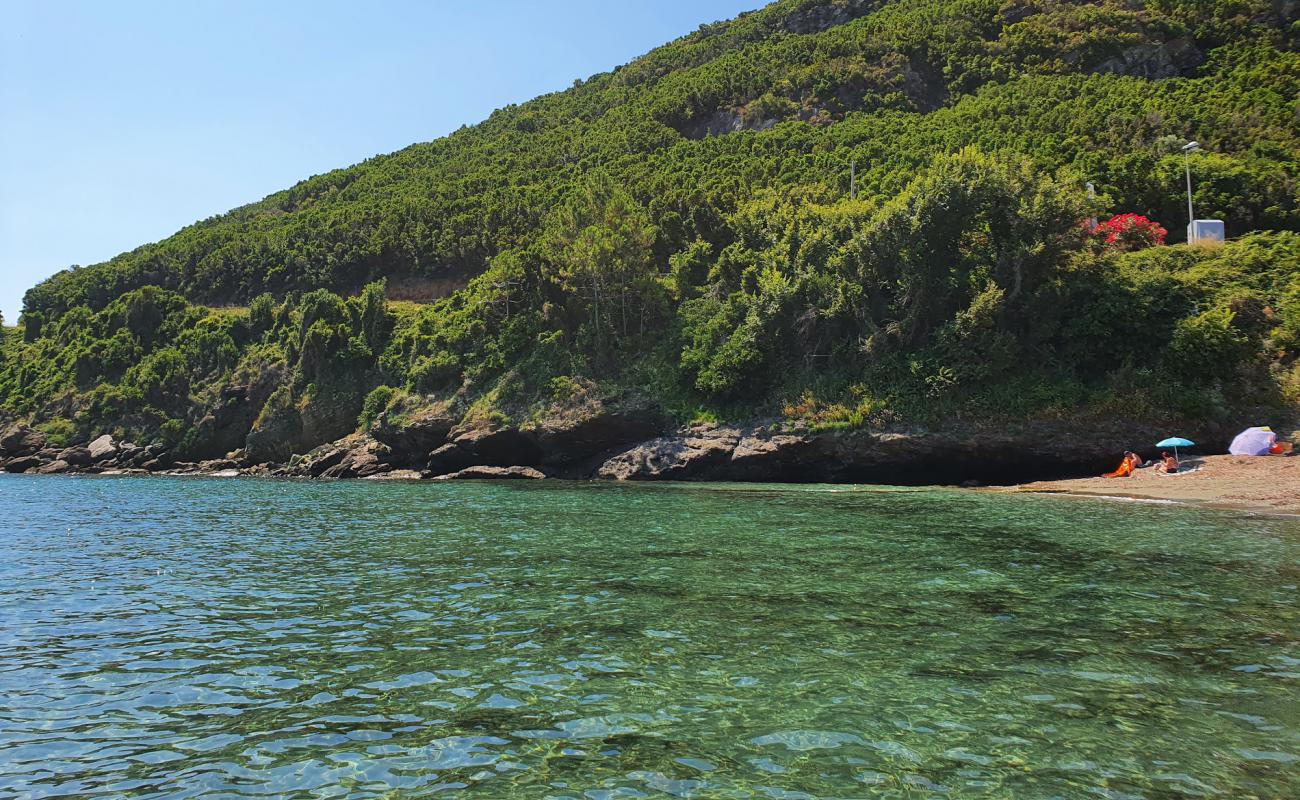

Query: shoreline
left=5, top=422, right=1299, bottom=517
left=6, top=453, right=1299, bottom=518
left=1001, top=454, right=1300, bottom=517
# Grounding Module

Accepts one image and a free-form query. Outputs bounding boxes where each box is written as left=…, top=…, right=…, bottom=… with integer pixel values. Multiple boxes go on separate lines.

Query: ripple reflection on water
left=1, top=475, right=1298, bottom=798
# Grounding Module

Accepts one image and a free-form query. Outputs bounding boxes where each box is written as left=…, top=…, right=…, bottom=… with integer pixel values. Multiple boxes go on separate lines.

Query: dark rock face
left=1, top=425, right=47, bottom=458
left=117, top=443, right=145, bottom=466
left=595, top=421, right=1229, bottom=485
left=427, top=443, right=475, bottom=476
left=434, top=465, right=546, bottom=481
left=451, top=427, right=543, bottom=467
left=1093, top=38, right=1203, bottom=80
left=244, top=396, right=304, bottom=465
left=371, top=404, right=456, bottom=464
left=37, top=460, right=71, bottom=474
left=533, top=407, right=666, bottom=468
left=781, top=0, right=875, bottom=34
left=191, top=362, right=289, bottom=461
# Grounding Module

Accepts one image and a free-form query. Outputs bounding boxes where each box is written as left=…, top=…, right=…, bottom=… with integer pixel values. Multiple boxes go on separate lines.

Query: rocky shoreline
left=0, top=408, right=1256, bottom=486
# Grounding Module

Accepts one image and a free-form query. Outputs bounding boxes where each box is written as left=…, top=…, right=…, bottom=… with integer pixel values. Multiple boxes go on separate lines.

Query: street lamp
left=1181, top=140, right=1200, bottom=230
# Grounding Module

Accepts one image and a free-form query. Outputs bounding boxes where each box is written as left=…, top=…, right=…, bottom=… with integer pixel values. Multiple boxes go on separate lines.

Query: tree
left=847, top=148, right=1090, bottom=346
left=540, top=172, right=658, bottom=348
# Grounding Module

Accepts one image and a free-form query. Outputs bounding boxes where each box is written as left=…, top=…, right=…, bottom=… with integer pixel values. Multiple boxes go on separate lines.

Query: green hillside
left=3, top=0, right=1299, bottom=464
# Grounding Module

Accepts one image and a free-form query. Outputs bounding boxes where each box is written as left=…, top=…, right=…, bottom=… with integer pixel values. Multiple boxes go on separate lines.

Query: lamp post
left=1181, top=140, right=1200, bottom=234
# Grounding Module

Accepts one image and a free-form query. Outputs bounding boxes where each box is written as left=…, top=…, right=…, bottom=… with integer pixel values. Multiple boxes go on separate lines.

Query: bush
left=1090, top=213, right=1168, bottom=251
left=359, top=385, right=400, bottom=429
left=1165, top=306, right=1256, bottom=383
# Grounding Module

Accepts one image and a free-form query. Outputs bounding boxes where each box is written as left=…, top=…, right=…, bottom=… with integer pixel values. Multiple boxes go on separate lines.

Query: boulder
left=318, top=438, right=393, bottom=479
left=434, top=465, right=546, bottom=481
left=197, top=459, right=240, bottom=473
left=303, top=445, right=348, bottom=477
left=57, top=447, right=93, bottom=467
left=37, top=460, right=71, bottom=474
left=598, top=427, right=741, bottom=481
left=139, top=447, right=173, bottom=470
left=87, top=435, right=118, bottom=462
left=362, top=469, right=426, bottom=481
left=3, top=456, right=43, bottom=474
left=1, top=425, right=46, bottom=457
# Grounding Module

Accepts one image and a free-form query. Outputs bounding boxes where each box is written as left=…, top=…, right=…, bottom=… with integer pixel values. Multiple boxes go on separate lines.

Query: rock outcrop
left=370, top=402, right=456, bottom=464
left=1, top=425, right=46, bottom=458
left=316, top=437, right=393, bottom=479
left=0, top=403, right=1279, bottom=488
left=1093, top=38, right=1203, bottom=80
left=531, top=404, right=665, bottom=469
left=57, top=446, right=93, bottom=467
left=426, top=443, right=475, bottom=475
left=449, top=426, right=543, bottom=467
left=594, top=419, right=1248, bottom=486
left=434, top=465, right=546, bottom=481
left=598, top=427, right=742, bottom=481
left=3, top=456, right=42, bottom=473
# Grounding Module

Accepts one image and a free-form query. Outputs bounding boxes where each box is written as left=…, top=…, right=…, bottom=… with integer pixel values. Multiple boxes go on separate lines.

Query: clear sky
left=0, top=0, right=759, bottom=324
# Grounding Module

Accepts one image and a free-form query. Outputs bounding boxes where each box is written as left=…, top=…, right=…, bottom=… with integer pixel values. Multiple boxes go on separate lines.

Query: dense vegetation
left=3, top=0, right=1298, bottom=458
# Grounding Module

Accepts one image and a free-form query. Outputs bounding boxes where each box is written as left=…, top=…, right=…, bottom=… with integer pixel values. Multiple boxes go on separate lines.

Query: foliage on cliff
left=3, top=0, right=1299, bottom=455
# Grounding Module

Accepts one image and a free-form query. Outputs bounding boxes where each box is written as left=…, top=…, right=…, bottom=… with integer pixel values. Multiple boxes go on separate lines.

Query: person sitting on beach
left=1156, top=451, right=1179, bottom=474
left=1103, top=451, right=1141, bottom=478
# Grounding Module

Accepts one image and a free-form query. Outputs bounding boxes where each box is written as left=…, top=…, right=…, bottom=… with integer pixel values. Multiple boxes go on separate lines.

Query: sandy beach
left=1009, top=454, right=1300, bottom=516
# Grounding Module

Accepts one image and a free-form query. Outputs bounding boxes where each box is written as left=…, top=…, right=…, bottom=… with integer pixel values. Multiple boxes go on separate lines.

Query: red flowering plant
left=1087, top=213, right=1168, bottom=251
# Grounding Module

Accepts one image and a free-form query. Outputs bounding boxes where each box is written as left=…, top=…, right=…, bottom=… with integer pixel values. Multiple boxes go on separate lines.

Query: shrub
left=359, top=385, right=400, bottom=429
left=1090, top=213, right=1168, bottom=252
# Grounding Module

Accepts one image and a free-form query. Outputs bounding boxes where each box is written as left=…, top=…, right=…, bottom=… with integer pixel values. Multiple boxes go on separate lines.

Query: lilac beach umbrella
left=1229, top=427, right=1276, bottom=456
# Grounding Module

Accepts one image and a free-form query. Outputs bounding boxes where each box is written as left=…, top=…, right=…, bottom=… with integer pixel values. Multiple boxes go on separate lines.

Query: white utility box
left=1187, top=219, right=1225, bottom=244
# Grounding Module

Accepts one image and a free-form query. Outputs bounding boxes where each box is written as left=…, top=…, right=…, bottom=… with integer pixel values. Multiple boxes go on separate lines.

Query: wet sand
left=1008, top=454, right=1300, bottom=516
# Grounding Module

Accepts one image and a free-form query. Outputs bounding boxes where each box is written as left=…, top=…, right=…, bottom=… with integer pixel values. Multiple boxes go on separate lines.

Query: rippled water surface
left=2, top=475, right=1299, bottom=798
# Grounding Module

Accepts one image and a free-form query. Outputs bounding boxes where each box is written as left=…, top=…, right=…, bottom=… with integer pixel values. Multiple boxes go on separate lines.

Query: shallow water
left=1, top=475, right=1298, bottom=799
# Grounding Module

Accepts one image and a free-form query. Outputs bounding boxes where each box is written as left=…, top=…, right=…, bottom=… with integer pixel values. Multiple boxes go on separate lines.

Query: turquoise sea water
left=1, top=475, right=1298, bottom=799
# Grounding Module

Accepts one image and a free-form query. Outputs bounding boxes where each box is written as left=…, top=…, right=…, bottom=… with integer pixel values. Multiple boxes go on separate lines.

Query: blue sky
left=0, top=0, right=759, bottom=324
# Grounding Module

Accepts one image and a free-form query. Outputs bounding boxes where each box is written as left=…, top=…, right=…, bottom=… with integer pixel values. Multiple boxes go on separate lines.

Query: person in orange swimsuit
left=1104, top=451, right=1141, bottom=478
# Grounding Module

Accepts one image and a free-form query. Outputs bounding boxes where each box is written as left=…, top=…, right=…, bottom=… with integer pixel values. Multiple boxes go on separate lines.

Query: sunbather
left=1156, top=451, right=1179, bottom=474
left=1104, top=451, right=1141, bottom=478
